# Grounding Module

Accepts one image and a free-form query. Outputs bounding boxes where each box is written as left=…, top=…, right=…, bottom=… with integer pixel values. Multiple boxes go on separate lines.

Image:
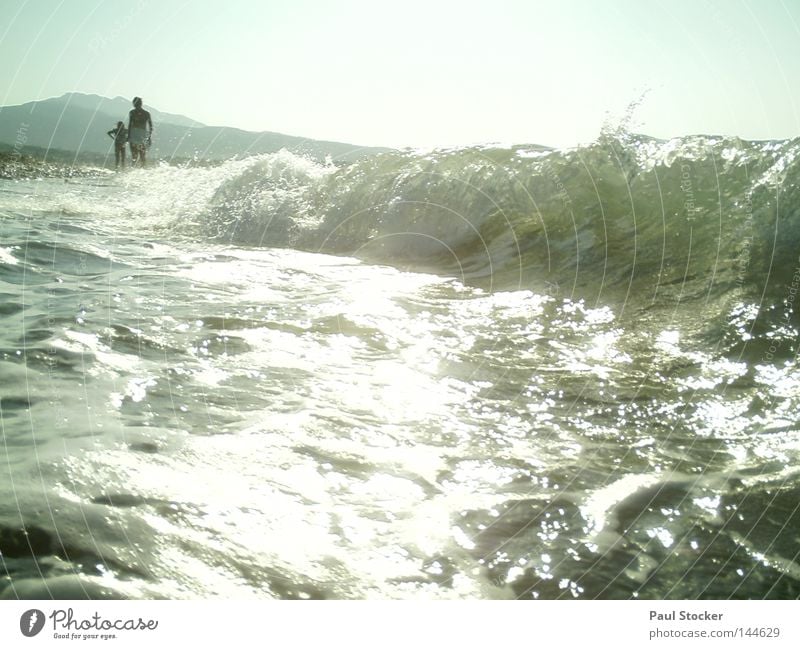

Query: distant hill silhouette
left=0, top=93, right=390, bottom=164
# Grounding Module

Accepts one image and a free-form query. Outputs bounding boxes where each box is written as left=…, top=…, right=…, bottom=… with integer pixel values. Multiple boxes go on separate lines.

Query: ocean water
left=1, top=133, right=799, bottom=599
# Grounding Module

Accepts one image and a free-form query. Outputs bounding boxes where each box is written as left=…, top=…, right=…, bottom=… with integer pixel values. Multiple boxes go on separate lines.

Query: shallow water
left=1, top=138, right=799, bottom=599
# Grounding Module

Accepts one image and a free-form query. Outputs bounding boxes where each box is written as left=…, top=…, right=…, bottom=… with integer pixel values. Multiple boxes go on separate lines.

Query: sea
left=1, top=132, right=799, bottom=599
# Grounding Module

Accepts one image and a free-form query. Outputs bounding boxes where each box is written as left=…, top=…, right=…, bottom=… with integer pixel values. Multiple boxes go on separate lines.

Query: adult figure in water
left=107, top=120, right=127, bottom=169
left=128, top=97, right=153, bottom=167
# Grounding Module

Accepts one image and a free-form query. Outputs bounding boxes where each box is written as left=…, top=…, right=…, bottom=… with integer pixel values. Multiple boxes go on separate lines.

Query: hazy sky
left=1, top=0, right=799, bottom=148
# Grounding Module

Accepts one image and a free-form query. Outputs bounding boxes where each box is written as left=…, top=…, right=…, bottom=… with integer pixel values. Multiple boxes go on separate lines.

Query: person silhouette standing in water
left=128, top=97, right=153, bottom=167
left=106, top=121, right=128, bottom=169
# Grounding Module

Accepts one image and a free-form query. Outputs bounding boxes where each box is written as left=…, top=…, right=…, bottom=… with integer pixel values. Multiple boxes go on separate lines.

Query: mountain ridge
left=0, top=93, right=391, bottom=164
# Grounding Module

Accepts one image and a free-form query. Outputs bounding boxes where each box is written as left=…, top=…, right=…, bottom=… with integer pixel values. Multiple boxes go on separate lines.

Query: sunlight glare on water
left=2, top=135, right=800, bottom=600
